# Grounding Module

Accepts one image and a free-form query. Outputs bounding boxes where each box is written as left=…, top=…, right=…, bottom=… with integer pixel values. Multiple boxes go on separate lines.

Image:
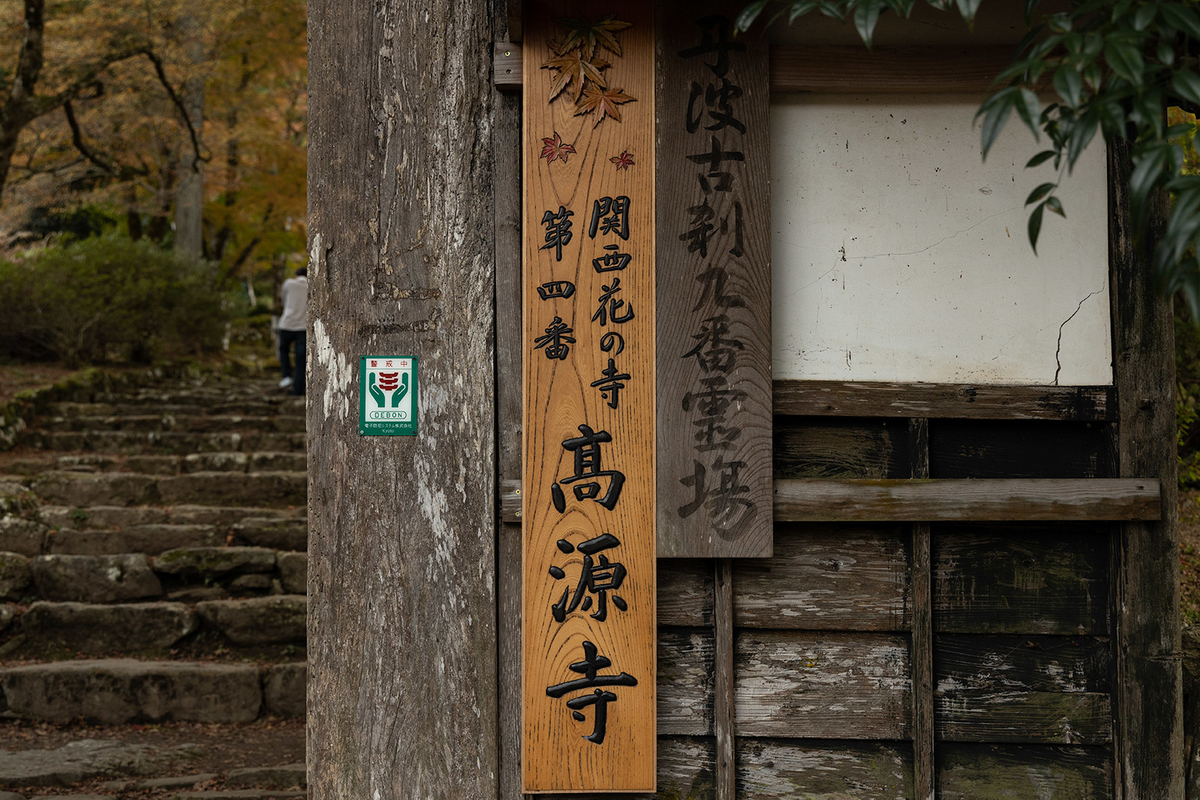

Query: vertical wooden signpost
left=656, top=2, right=773, bottom=559
left=522, top=0, right=656, bottom=792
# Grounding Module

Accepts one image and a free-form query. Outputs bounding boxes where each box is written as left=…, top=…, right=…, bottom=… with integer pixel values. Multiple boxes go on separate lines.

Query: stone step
left=14, top=452, right=307, bottom=478
left=196, top=596, right=307, bottom=645
left=14, top=551, right=307, bottom=602
left=29, top=471, right=306, bottom=508
left=157, top=472, right=306, bottom=507
left=40, top=415, right=305, bottom=434
left=0, top=659, right=267, bottom=723
left=21, top=431, right=306, bottom=454
left=49, top=400, right=304, bottom=418
left=47, top=525, right=225, bottom=556
left=19, top=601, right=197, bottom=654
left=0, top=739, right=202, bottom=788
left=37, top=504, right=298, bottom=530
left=230, top=518, right=308, bottom=551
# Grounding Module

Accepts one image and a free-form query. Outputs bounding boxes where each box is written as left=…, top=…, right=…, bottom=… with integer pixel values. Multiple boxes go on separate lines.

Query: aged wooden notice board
left=521, top=0, right=771, bottom=792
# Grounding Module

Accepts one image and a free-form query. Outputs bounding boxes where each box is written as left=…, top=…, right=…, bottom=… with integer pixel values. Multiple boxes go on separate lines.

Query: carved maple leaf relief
left=556, top=14, right=633, bottom=60
left=575, top=85, right=636, bottom=126
left=540, top=132, right=577, bottom=164
left=541, top=50, right=609, bottom=103
left=610, top=150, right=635, bottom=171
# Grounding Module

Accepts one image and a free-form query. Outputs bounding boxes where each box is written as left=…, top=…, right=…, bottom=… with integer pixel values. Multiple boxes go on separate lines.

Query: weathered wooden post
left=306, top=1, right=500, bottom=797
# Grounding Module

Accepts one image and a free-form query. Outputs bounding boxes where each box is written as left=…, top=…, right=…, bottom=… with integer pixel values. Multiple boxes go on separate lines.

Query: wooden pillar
left=306, top=1, right=500, bottom=797
left=1109, top=137, right=1183, bottom=800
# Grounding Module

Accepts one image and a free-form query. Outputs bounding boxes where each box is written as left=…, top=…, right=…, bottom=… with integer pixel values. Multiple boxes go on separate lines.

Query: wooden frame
left=492, top=17, right=1182, bottom=800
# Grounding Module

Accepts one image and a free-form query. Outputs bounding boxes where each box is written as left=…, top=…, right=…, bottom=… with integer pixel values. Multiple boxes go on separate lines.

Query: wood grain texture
left=306, top=0, right=498, bottom=796
left=769, top=45, right=1020, bottom=95
left=774, top=380, right=1115, bottom=421
left=773, top=478, right=1160, bottom=522
left=933, top=528, right=1110, bottom=636
left=522, top=2, right=656, bottom=790
left=655, top=1, right=773, bottom=558
left=495, top=42, right=523, bottom=90
left=938, top=744, right=1113, bottom=800
left=506, top=478, right=1159, bottom=523
left=733, top=524, right=910, bottom=631
left=909, top=419, right=934, bottom=800
left=494, top=12, right=523, bottom=793
left=936, top=635, right=1112, bottom=693
left=734, top=631, right=911, bottom=739
left=659, top=629, right=715, bottom=736
left=737, top=739, right=913, bottom=799
left=713, top=561, right=734, bottom=800
left=659, top=560, right=715, bottom=626
left=935, top=634, right=1115, bottom=746
left=1109, top=138, right=1183, bottom=800
left=929, top=419, right=1116, bottom=479
left=538, top=736, right=716, bottom=800
left=774, top=418, right=908, bottom=479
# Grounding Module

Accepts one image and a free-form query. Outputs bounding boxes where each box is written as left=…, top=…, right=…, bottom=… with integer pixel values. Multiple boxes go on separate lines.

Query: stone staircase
left=0, top=373, right=307, bottom=730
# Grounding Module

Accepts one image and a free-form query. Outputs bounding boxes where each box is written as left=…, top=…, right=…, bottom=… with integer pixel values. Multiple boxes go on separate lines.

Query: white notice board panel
left=771, top=94, right=1112, bottom=386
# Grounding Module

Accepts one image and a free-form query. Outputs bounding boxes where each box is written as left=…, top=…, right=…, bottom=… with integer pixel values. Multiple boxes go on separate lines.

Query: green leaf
left=1024, top=0, right=1041, bottom=24
left=1014, top=88, right=1042, bottom=138
left=854, top=0, right=884, bottom=47
left=736, top=0, right=772, bottom=31
left=789, top=1, right=819, bottom=22
left=1159, top=41, right=1176, bottom=66
left=1026, top=182, right=1056, bottom=206
left=1106, top=39, right=1145, bottom=87
left=1133, top=3, right=1157, bottom=31
left=1130, top=146, right=1168, bottom=211
left=955, top=0, right=983, bottom=25
left=1174, top=71, right=1200, bottom=108
left=817, top=1, right=847, bottom=20
left=1026, top=150, right=1057, bottom=167
left=1028, top=202, right=1046, bottom=253
left=977, top=90, right=1016, bottom=160
left=1162, top=3, right=1200, bottom=40
left=1066, top=112, right=1099, bottom=168
left=1045, top=195, right=1066, bottom=217
left=1053, top=66, right=1083, bottom=106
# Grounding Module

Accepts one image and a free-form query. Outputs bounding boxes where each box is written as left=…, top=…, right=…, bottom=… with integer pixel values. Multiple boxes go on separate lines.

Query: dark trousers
left=279, top=329, right=306, bottom=395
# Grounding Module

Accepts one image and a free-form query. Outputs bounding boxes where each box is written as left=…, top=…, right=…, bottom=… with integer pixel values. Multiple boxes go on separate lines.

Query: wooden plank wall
left=494, top=12, right=1177, bottom=798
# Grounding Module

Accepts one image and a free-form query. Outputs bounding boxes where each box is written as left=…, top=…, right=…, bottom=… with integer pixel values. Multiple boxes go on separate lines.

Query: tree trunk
left=306, top=0, right=498, bottom=797
left=174, top=15, right=204, bottom=258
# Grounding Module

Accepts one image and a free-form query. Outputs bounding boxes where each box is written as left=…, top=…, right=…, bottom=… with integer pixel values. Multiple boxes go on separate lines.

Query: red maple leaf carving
left=540, top=132, right=577, bottom=164
left=610, top=150, right=635, bottom=171
left=574, top=85, right=636, bottom=126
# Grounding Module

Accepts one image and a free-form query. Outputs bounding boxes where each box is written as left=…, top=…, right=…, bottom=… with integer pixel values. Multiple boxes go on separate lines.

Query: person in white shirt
left=278, top=267, right=307, bottom=395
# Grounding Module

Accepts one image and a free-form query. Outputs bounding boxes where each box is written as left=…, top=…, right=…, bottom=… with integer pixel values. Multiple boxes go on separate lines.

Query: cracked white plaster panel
left=771, top=93, right=1112, bottom=386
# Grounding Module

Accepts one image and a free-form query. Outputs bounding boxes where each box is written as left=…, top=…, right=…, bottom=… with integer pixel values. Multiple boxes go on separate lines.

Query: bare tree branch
left=140, top=49, right=208, bottom=172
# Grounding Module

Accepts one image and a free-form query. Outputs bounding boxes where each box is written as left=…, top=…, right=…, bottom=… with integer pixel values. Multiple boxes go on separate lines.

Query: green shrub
left=0, top=237, right=233, bottom=365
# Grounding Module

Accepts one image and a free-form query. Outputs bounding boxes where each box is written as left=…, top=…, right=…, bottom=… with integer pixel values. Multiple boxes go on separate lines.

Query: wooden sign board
left=655, top=2, right=774, bottom=558
left=521, top=1, right=656, bottom=792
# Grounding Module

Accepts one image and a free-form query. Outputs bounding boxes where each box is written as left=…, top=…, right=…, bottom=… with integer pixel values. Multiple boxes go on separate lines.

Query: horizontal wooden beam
left=773, top=380, right=1115, bottom=421
left=496, top=44, right=1019, bottom=95
left=774, top=478, right=1159, bottom=522
left=769, top=45, right=1013, bottom=95
left=502, top=478, right=1159, bottom=523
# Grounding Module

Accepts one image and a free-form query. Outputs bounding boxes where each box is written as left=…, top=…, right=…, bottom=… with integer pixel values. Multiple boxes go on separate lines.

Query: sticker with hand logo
left=359, top=356, right=417, bottom=436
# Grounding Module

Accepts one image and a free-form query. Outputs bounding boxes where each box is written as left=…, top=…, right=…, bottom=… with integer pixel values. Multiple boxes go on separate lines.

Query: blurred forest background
left=0, top=0, right=305, bottom=366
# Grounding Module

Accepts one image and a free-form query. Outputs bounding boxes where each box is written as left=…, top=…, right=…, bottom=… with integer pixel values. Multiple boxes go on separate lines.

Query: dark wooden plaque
left=655, top=2, right=773, bottom=558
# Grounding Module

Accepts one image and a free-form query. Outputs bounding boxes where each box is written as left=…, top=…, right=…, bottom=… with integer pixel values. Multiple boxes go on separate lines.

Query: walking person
left=278, top=267, right=308, bottom=395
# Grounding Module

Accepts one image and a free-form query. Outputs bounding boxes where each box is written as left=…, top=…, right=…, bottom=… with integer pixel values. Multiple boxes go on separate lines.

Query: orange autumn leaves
left=541, top=14, right=636, bottom=127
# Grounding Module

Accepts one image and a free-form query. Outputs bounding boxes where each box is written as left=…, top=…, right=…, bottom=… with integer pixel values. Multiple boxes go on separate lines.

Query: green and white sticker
left=359, top=356, right=417, bottom=436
